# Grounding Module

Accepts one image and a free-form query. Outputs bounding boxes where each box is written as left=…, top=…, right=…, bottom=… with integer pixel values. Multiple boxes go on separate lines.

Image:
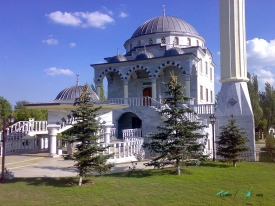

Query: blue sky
left=1, top=0, right=275, bottom=107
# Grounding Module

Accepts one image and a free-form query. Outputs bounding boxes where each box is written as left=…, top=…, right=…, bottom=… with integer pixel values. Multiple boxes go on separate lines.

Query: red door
left=143, top=87, right=152, bottom=106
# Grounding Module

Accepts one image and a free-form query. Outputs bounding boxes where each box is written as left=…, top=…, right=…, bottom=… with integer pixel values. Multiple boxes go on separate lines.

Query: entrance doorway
left=118, top=112, right=142, bottom=139
left=143, top=87, right=152, bottom=106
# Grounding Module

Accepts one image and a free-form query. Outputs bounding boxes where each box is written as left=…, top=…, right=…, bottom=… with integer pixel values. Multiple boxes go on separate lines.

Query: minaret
left=216, top=0, right=255, bottom=160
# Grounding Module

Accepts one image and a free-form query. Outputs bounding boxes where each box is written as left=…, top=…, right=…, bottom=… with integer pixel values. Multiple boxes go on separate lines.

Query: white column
left=104, top=124, right=114, bottom=144
left=39, top=135, right=44, bottom=149
left=96, top=84, right=101, bottom=98
left=47, top=124, right=60, bottom=157
left=185, top=75, right=190, bottom=98
left=151, top=78, right=157, bottom=100
left=123, top=80, right=128, bottom=104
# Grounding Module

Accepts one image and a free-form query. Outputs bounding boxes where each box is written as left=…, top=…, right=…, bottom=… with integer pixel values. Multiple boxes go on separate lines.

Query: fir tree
left=216, top=115, right=249, bottom=167
left=143, top=76, right=207, bottom=175
left=100, top=83, right=106, bottom=101
left=63, top=84, right=114, bottom=185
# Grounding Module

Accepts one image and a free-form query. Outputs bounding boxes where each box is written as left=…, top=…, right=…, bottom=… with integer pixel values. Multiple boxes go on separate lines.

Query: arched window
left=130, top=43, right=132, bottom=50
left=174, top=37, right=179, bottom=45
left=137, top=40, right=141, bottom=46
left=187, top=38, right=191, bottom=46
left=196, top=40, right=199, bottom=46
left=161, top=37, right=166, bottom=44
left=205, top=62, right=208, bottom=75
left=149, top=38, right=153, bottom=45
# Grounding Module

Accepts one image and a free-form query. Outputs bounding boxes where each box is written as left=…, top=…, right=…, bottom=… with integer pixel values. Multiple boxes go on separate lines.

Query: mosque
left=1, top=12, right=216, bottom=161
left=92, top=13, right=216, bottom=140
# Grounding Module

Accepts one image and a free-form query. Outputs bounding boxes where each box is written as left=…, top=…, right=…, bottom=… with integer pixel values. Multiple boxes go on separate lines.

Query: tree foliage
left=62, top=84, right=114, bottom=186
left=261, top=134, right=275, bottom=162
left=100, top=83, right=106, bottom=101
left=14, top=100, right=47, bottom=121
left=216, top=115, right=249, bottom=167
left=0, top=96, right=12, bottom=129
left=143, top=76, right=207, bottom=175
left=247, top=73, right=263, bottom=128
left=259, top=82, right=275, bottom=131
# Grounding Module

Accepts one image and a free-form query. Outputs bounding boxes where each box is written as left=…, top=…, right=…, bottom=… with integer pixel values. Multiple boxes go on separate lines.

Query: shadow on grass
left=5, top=176, right=79, bottom=188
left=105, top=166, right=193, bottom=178
left=200, top=162, right=231, bottom=168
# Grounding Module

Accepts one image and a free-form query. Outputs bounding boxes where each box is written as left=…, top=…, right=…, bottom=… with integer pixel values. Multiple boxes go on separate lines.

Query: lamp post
left=209, top=114, right=216, bottom=162
left=1, top=114, right=15, bottom=183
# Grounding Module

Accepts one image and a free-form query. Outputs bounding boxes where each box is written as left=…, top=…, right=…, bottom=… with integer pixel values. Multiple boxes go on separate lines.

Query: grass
left=1, top=162, right=275, bottom=206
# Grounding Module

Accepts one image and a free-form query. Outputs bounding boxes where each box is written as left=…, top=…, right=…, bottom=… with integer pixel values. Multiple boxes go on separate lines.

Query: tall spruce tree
left=216, top=115, right=249, bottom=167
left=143, top=76, right=206, bottom=175
left=64, top=84, right=114, bottom=186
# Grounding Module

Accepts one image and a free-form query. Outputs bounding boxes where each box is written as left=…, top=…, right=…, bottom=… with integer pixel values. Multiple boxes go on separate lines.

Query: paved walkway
left=1, top=151, right=153, bottom=178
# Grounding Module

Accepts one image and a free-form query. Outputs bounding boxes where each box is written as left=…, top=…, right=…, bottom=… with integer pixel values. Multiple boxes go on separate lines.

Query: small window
left=174, top=37, right=179, bottom=45
left=137, top=40, right=141, bottom=46
left=187, top=38, right=191, bottom=46
left=200, top=85, right=203, bottom=101
left=210, top=91, right=213, bottom=103
left=149, top=38, right=153, bottom=45
left=161, top=37, right=166, bottom=44
left=210, top=68, right=213, bottom=80
left=199, top=59, right=203, bottom=73
left=206, top=88, right=209, bottom=102
left=196, top=40, right=199, bottom=46
left=130, top=43, right=132, bottom=50
left=205, top=62, right=208, bottom=75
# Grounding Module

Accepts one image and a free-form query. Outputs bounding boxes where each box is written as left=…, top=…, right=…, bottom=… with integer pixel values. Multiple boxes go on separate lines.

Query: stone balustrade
left=100, top=137, right=144, bottom=160
left=122, top=128, right=142, bottom=139
left=108, top=97, right=163, bottom=109
left=192, top=104, right=215, bottom=115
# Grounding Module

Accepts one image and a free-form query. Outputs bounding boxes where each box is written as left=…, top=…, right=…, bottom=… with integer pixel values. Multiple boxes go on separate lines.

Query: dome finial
left=163, top=4, right=165, bottom=16
left=117, top=48, right=119, bottom=55
left=76, top=74, right=79, bottom=86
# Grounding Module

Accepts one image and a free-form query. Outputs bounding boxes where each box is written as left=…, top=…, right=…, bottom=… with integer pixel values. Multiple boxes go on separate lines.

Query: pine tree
left=63, top=84, right=114, bottom=185
left=216, top=115, right=249, bottom=167
left=100, top=83, right=106, bottom=101
left=143, top=76, right=207, bottom=175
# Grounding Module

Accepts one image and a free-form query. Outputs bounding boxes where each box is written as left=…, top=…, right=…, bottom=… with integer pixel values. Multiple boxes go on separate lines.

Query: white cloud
left=44, top=67, right=74, bottom=76
left=101, top=6, right=113, bottom=15
left=119, top=12, right=128, bottom=18
left=42, top=38, right=58, bottom=45
left=246, top=38, right=275, bottom=90
left=247, top=38, right=275, bottom=68
left=46, top=11, right=114, bottom=28
left=70, top=42, right=76, bottom=48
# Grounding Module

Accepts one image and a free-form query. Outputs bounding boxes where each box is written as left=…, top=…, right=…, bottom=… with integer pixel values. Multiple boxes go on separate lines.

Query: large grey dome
left=53, top=85, right=100, bottom=103
left=131, top=15, right=199, bottom=38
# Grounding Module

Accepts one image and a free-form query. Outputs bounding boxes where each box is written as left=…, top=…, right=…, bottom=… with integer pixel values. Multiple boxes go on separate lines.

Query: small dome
left=135, top=51, right=154, bottom=60
left=131, top=15, right=200, bottom=39
left=164, top=47, right=184, bottom=57
left=109, top=54, right=127, bottom=63
left=54, top=85, right=100, bottom=103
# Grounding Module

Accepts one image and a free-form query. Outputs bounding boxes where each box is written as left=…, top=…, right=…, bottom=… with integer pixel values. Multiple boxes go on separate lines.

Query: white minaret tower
left=216, top=0, right=255, bottom=160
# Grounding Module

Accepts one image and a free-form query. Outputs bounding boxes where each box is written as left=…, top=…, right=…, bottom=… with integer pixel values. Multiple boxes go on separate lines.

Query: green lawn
left=1, top=162, right=275, bottom=206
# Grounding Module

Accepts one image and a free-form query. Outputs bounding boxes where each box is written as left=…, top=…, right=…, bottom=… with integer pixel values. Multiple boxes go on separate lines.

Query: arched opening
left=106, top=72, right=123, bottom=99
left=187, top=38, right=191, bottom=46
left=118, top=112, right=142, bottom=139
left=158, top=66, right=185, bottom=100
left=174, top=37, right=179, bottom=45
